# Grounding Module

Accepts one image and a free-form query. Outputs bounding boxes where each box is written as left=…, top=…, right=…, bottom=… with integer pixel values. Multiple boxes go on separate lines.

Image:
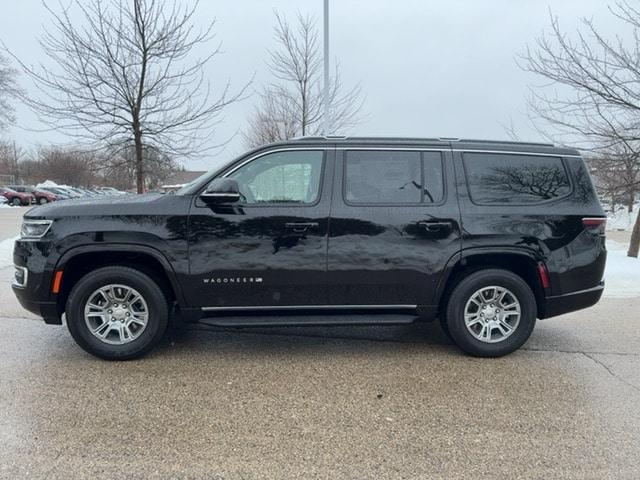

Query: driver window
left=229, top=150, right=324, bottom=204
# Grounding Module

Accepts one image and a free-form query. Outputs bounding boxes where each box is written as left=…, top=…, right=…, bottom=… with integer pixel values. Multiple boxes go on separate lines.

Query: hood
left=24, top=193, right=170, bottom=218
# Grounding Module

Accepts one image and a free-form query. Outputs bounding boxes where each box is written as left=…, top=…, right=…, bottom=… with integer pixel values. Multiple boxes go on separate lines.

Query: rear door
left=327, top=146, right=461, bottom=309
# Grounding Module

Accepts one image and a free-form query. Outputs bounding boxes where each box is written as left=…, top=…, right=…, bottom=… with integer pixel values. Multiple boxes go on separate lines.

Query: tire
left=65, top=266, right=169, bottom=360
left=39, top=197, right=48, bottom=205
left=11, top=197, right=20, bottom=207
left=444, top=269, right=536, bottom=357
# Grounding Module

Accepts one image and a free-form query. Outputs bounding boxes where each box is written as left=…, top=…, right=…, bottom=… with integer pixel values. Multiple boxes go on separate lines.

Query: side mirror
left=200, top=178, right=241, bottom=204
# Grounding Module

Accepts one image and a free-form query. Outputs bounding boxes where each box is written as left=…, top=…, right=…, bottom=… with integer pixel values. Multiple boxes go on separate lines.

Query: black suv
left=12, top=138, right=606, bottom=360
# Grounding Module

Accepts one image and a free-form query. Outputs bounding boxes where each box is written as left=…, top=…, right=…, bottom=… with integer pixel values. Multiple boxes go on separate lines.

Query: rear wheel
left=38, top=197, right=48, bottom=205
left=65, top=266, right=169, bottom=360
left=444, top=269, right=536, bottom=357
left=11, top=197, right=20, bottom=206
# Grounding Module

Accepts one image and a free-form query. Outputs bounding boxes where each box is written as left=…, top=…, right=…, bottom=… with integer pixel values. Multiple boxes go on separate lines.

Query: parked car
left=7, top=185, right=58, bottom=205
left=12, top=137, right=606, bottom=360
left=36, top=186, right=74, bottom=201
left=96, top=186, right=127, bottom=195
left=0, top=195, right=7, bottom=206
left=52, top=186, right=84, bottom=198
left=0, top=186, right=36, bottom=206
left=75, top=187, right=99, bottom=197
left=64, top=187, right=91, bottom=197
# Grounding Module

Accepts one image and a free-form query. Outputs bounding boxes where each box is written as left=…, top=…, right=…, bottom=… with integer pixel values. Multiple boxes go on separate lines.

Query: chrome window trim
left=196, top=146, right=580, bottom=194
left=336, top=147, right=448, bottom=152
left=334, top=147, right=581, bottom=158
left=200, top=192, right=240, bottom=197
left=452, top=148, right=580, bottom=158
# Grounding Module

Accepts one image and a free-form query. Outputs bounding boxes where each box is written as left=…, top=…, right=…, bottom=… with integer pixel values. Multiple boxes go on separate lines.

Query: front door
left=327, top=147, right=461, bottom=308
left=187, top=148, right=333, bottom=308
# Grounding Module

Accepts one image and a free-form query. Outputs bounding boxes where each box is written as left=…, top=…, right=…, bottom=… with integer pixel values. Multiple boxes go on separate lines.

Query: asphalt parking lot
left=1, top=208, right=639, bottom=479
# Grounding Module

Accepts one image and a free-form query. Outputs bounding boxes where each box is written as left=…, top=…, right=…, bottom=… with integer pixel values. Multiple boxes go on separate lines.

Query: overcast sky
left=0, top=0, right=618, bottom=171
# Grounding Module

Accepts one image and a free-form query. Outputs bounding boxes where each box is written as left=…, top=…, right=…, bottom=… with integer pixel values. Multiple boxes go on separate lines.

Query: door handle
left=285, top=222, right=319, bottom=233
left=418, top=221, right=452, bottom=232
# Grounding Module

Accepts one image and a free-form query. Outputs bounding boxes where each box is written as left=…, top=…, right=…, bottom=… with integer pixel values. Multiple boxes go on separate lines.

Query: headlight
left=21, top=220, right=53, bottom=239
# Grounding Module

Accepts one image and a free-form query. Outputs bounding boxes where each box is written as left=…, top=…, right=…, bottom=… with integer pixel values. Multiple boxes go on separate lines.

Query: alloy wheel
left=84, top=284, right=149, bottom=345
left=463, top=286, right=521, bottom=343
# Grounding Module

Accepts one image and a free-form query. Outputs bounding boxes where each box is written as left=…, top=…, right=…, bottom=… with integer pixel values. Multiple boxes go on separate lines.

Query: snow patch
left=607, top=206, right=639, bottom=232
left=604, top=239, right=640, bottom=298
left=0, top=236, right=18, bottom=268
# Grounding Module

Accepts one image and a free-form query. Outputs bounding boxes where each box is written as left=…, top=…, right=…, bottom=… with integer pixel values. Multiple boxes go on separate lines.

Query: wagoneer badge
left=203, top=277, right=263, bottom=284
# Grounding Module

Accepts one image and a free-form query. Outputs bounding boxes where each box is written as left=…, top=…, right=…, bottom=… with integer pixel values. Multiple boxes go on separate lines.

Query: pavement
left=1, top=208, right=639, bottom=479
left=0, top=207, right=36, bottom=318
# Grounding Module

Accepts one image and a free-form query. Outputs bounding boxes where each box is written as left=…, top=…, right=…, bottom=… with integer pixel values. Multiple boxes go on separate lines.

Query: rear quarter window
left=463, top=153, right=572, bottom=205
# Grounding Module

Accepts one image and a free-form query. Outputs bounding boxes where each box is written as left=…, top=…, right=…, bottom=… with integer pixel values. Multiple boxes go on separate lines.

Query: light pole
left=323, top=0, right=330, bottom=135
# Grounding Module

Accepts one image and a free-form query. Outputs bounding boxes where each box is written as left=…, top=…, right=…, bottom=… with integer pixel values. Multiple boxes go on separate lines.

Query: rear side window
left=463, top=153, right=571, bottom=204
left=345, top=150, right=445, bottom=204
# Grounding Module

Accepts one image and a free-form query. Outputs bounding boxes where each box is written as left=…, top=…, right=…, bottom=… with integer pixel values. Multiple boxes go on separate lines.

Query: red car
left=0, top=187, right=36, bottom=206
left=7, top=185, right=58, bottom=204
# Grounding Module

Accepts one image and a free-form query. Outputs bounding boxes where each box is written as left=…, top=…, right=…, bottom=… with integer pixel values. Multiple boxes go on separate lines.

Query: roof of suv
left=280, top=136, right=580, bottom=157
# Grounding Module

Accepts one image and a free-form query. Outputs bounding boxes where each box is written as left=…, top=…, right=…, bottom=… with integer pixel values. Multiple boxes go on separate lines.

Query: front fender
left=54, top=242, right=187, bottom=306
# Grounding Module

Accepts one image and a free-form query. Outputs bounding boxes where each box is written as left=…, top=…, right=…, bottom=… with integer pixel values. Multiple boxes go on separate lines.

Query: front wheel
left=11, top=197, right=20, bottom=206
left=66, top=266, right=169, bottom=360
left=38, top=197, right=48, bottom=205
left=444, top=269, right=537, bottom=357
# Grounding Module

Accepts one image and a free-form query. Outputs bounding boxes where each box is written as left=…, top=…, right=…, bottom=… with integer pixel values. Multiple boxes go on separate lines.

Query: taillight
left=582, top=217, right=606, bottom=234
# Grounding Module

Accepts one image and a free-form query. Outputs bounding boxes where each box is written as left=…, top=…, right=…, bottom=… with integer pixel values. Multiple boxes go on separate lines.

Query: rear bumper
left=540, top=282, right=604, bottom=319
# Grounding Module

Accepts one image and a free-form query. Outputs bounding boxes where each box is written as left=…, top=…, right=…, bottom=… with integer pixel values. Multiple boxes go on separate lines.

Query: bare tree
left=587, top=145, right=640, bottom=213
left=36, top=146, right=102, bottom=187
left=244, top=12, right=364, bottom=148
left=5, top=0, right=248, bottom=193
left=0, top=53, right=20, bottom=130
left=521, top=2, right=640, bottom=257
left=245, top=89, right=299, bottom=148
left=0, top=141, right=24, bottom=183
left=101, top=145, right=178, bottom=191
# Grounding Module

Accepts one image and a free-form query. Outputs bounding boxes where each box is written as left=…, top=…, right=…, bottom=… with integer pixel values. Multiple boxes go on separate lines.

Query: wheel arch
left=435, top=248, right=546, bottom=318
left=54, top=244, right=186, bottom=315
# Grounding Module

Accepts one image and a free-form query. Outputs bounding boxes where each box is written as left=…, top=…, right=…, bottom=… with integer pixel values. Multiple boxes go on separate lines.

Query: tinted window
left=464, top=153, right=571, bottom=204
left=229, top=150, right=323, bottom=204
left=345, top=151, right=444, bottom=204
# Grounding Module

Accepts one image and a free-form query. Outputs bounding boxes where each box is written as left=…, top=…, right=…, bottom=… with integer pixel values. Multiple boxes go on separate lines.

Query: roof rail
left=288, top=136, right=556, bottom=147
left=291, top=135, right=348, bottom=141
left=460, top=138, right=554, bottom=147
